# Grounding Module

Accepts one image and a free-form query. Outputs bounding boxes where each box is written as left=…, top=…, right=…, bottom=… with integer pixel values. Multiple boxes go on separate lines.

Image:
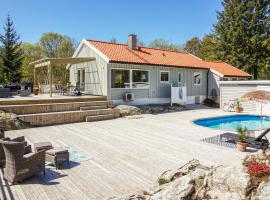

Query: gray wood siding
left=108, top=63, right=208, bottom=100
left=69, top=44, right=108, bottom=96
left=208, top=72, right=221, bottom=102
left=111, top=89, right=149, bottom=100
left=220, top=85, right=257, bottom=112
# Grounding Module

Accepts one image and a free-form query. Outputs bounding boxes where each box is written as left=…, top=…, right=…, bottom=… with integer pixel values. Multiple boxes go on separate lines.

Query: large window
left=111, top=69, right=149, bottom=89
left=111, top=69, right=130, bottom=88
left=160, top=71, right=170, bottom=83
left=132, top=70, right=149, bottom=88
left=194, top=72, right=201, bottom=85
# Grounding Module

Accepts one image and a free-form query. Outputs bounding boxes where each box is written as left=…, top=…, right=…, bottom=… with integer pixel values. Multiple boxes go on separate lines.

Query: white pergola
left=30, top=57, right=96, bottom=97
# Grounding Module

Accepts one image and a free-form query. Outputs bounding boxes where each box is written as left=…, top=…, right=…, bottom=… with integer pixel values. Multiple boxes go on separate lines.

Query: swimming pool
left=194, top=115, right=270, bottom=131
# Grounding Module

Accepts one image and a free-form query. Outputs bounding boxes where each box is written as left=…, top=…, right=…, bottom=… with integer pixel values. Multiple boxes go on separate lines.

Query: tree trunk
left=253, top=67, right=258, bottom=80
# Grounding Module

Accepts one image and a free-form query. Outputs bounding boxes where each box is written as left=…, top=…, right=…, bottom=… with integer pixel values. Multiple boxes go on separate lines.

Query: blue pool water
left=194, top=115, right=270, bottom=131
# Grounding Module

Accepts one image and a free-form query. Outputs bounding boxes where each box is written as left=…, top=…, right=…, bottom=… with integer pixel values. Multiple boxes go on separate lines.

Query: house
left=220, top=80, right=270, bottom=114
left=206, top=61, right=251, bottom=102
left=68, top=34, right=251, bottom=105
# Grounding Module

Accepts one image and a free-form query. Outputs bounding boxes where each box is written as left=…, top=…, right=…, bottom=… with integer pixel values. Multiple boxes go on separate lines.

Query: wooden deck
left=1, top=107, right=247, bottom=200
left=0, top=94, right=107, bottom=105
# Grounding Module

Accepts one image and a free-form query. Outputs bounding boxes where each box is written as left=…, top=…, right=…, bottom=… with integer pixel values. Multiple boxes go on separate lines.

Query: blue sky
left=0, top=0, right=222, bottom=45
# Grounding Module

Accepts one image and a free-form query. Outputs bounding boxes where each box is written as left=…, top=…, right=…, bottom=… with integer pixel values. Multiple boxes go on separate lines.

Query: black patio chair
left=220, top=127, right=270, bottom=150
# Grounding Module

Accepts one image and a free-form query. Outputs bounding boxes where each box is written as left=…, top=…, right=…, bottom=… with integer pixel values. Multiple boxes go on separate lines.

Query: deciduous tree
left=184, top=37, right=201, bottom=56
left=20, top=43, right=42, bottom=82
left=38, top=32, right=76, bottom=84
left=198, top=34, right=220, bottom=61
left=148, top=38, right=179, bottom=51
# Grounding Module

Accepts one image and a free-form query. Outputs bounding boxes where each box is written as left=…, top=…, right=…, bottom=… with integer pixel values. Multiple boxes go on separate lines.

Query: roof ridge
left=139, top=46, right=188, bottom=54
left=205, top=60, right=226, bottom=64
left=86, top=39, right=128, bottom=46
left=188, top=53, right=203, bottom=61
left=86, top=39, right=188, bottom=54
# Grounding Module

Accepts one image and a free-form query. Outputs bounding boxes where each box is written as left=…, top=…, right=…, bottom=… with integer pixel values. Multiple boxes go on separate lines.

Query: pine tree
left=214, top=0, right=270, bottom=79
left=245, top=0, right=270, bottom=79
left=0, top=15, right=24, bottom=83
left=0, top=46, right=4, bottom=82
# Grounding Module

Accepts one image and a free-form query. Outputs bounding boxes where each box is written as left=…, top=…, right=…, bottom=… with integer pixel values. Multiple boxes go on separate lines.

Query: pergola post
left=33, top=67, right=37, bottom=88
left=49, top=64, right=53, bottom=98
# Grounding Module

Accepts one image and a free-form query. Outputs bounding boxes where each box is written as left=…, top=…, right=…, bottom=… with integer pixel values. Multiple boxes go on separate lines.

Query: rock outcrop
left=0, top=111, right=29, bottom=130
left=108, top=156, right=270, bottom=200
left=115, top=105, right=143, bottom=117
left=252, top=181, right=270, bottom=200
left=115, top=104, right=186, bottom=117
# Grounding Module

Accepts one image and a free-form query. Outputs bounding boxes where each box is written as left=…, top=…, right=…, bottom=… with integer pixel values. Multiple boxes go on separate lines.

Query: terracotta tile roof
left=87, top=40, right=208, bottom=69
left=205, top=61, right=251, bottom=77
left=86, top=40, right=251, bottom=77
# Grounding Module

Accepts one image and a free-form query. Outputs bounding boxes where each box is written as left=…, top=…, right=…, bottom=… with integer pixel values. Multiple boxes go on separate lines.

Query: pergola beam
left=30, top=57, right=96, bottom=68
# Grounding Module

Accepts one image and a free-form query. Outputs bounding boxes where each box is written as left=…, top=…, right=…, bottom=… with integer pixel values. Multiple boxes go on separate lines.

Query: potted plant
left=236, top=127, right=248, bottom=152
left=235, top=99, right=241, bottom=113
left=33, top=87, right=39, bottom=95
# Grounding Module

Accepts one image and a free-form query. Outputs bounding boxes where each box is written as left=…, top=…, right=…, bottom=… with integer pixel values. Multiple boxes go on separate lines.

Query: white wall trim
left=193, top=71, right=202, bottom=86
left=160, top=70, right=170, bottom=83
left=210, top=69, right=224, bottom=78
left=66, top=40, right=85, bottom=69
left=113, top=98, right=171, bottom=105
left=112, top=96, right=206, bottom=106
left=83, top=39, right=110, bottom=63
left=66, top=39, right=110, bottom=70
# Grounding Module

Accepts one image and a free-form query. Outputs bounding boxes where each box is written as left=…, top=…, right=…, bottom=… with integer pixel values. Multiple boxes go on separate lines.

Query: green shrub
left=158, top=178, right=169, bottom=186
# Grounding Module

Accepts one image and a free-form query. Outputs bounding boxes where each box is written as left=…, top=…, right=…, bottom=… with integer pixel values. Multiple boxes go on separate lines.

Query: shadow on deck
left=0, top=161, right=80, bottom=200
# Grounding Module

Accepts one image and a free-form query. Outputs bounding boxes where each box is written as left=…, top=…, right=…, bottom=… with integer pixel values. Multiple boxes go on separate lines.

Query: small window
left=132, top=70, right=149, bottom=88
left=194, top=72, right=201, bottom=85
left=82, top=69, right=85, bottom=83
left=77, top=70, right=80, bottom=84
left=111, top=69, right=130, bottom=88
left=178, top=72, right=182, bottom=83
left=160, top=71, right=170, bottom=82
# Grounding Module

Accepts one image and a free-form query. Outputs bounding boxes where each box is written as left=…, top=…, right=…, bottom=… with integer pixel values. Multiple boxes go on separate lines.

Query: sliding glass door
left=77, top=69, right=85, bottom=91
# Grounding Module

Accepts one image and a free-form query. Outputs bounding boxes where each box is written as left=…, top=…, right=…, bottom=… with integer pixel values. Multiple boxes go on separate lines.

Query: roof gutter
left=108, top=61, right=209, bottom=70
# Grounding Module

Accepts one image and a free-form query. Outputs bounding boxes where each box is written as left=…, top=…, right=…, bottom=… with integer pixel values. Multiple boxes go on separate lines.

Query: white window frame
left=111, top=68, right=131, bottom=89
left=160, top=71, right=170, bottom=83
left=193, top=72, right=201, bottom=85
left=111, top=68, right=150, bottom=89
left=131, top=69, right=150, bottom=89
left=178, top=72, right=182, bottom=83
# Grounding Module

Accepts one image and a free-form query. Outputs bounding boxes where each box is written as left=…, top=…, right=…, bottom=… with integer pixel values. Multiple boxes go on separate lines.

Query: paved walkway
left=1, top=107, right=247, bottom=200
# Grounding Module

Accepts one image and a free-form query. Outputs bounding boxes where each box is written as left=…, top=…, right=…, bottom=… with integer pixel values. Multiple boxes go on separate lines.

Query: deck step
left=0, top=101, right=110, bottom=115
left=86, top=114, right=114, bottom=122
left=18, top=108, right=116, bottom=126
left=0, top=96, right=107, bottom=105
left=80, top=105, right=107, bottom=111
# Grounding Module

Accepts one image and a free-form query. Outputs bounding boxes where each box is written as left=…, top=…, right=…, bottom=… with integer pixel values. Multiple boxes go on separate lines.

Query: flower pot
left=33, top=87, right=39, bottom=95
left=237, top=141, right=247, bottom=152
left=235, top=107, right=241, bottom=113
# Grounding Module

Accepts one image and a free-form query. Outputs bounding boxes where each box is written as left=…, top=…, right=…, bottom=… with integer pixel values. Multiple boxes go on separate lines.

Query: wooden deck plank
left=2, top=107, right=247, bottom=200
